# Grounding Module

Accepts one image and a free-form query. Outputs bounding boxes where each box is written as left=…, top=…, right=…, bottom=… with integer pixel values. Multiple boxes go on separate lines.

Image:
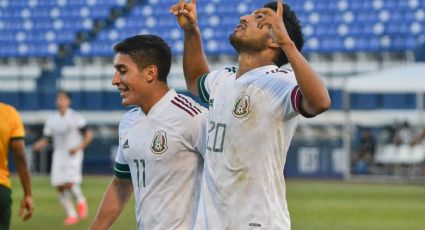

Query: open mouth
left=118, top=87, right=129, bottom=97
left=235, top=23, right=246, bottom=31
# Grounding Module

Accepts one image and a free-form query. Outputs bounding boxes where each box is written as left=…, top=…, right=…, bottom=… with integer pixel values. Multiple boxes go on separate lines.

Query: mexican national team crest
left=151, top=131, right=168, bottom=154
left=232, top=95, right=251, bottom=118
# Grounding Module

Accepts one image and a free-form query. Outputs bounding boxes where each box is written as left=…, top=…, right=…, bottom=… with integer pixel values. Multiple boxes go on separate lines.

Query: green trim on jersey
left=114, top=162, right=131, bottom=179
left=197, top=73, right=210, bottom=103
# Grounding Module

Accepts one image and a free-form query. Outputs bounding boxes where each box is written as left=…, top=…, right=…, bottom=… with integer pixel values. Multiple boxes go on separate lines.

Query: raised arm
left=257, top=0, right=330, bottom=116
left=170, top=0, right=209, bottom=96
left=280, top=36, right=330, bottom=116
left=89, top=176, right=133, bottom=230
left=10, top=138, right=33, bottom=221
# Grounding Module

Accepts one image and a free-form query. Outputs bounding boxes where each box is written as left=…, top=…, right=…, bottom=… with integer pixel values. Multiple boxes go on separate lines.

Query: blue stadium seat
left=366, top=36, right=381, bottom=52
left=56, top=30, right=75, bottom=43
left=39, top=91, right=57, bottom=110
left=2, top=0, right=424, bottom=58
left=37, top=0, right=60, bottom=7
left=82, top=92, right=104, bottom=110
left=105, top=92, right=126, bottom=110
left=31, top=7, right=53, bottom=18
left=0, top=31, right=15, bottom=42
left=88, top=6, right=111, bottom=19
left=0, top=92, right=20, bottom=108
left=319, top=37, right=344, bottom=52
left=69, top=91, right=83, bottom=110
left=79, top=41, right=114, bottom=57
left=0, top=42, right=18, bottom=57
left=33, top=19, right=55, bottom=30
left=20, top=92, right=39, bottom=110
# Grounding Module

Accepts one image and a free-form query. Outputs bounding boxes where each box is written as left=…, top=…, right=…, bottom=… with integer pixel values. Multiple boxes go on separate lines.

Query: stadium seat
left=20, top=92, right=39, bottom=110
left=82, top=92, right=104, bottom=110
left=0, top=92, right=20, bottom=108
left=68, top=91, right=83, bottom=110
left=105, top=92, right=126, bottom=110
left=39, top=91, right=57, bottom=110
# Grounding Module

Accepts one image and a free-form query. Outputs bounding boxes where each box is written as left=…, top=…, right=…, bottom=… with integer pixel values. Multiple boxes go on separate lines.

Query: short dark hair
left=57, top=90, right=72, bottom=100
left=263, top=1, right=304, bottom=66
left=113, top=34, right=172, bottom=82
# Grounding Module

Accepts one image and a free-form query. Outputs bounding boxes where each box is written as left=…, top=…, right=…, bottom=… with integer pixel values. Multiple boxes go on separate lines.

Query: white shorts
left=50, top=150, right=83, bottom=187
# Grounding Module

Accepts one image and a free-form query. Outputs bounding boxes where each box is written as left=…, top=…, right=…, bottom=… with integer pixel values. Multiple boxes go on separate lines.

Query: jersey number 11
left=133, top=159, right=146, bottom=187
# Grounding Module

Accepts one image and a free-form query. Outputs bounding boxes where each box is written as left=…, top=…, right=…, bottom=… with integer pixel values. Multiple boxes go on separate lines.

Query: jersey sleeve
left=264, top=68, right=316, bottom=119
left=113, top=130, right=131, bottom=179
left=10, top=106, right=25, bottom=139
left=42, top=117, right=52, bottom=137
left=282, top=85, right=300, bottom=120
left=77, top=115, right=87, bottom=128
left=192, top=109, right=208, bottom=158
left=289, top=86, right=315, bottom=118
left=265, top=70, right=300, bottom=120
left=197, top=66, right=237, bottom=103
left=113, top=110, right=139, bottom=179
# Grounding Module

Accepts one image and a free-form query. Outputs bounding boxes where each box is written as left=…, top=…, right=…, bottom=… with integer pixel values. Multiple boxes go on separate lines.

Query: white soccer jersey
left=195, top=65, right=306, bottom=230
left=114, top=89, right=207, bottom=230
left=43, top=108, right=87, bottom=186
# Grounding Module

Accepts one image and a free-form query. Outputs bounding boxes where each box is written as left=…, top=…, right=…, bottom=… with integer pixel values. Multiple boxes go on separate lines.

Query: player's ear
left=144, top=65, right=158, bottom=82
left=267, top=37, right=280, bottom=49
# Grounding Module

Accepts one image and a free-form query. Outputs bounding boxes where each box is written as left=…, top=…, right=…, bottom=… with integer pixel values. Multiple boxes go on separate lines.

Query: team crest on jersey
left=151, top=131, right=168, bottom=154
left=232, top=95, right=251, bottom=118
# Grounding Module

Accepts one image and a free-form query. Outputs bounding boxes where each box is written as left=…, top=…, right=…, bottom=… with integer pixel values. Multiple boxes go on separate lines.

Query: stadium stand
left=1, top=0, right=424, bottom=113
left=375, top=144, right=425, bottom=165
left=372, top=144, right=425, bottom=176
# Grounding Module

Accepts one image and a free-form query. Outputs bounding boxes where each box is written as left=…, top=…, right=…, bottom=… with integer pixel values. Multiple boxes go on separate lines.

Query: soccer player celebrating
left=171, top=0, right=331, bottom=228
left=89, top=34, right=207, bottom=230
left=32, top=91, right=93, bottom=226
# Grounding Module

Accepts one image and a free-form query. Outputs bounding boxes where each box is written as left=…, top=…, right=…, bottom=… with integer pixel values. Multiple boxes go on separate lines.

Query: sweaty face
left=112, top=53, right=147, bottom=107
left=230, top=10, right=270, bottom=53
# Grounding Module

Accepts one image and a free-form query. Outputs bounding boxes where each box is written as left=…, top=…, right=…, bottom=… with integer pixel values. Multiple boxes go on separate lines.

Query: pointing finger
left=179, top=0, right=186, bottom=10
left=277, top=0, right=283, bottom=17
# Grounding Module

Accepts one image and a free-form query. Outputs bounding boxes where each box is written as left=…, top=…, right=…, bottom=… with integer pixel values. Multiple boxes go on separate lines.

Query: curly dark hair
left=264, top=1, right=304, bottom=66
left=113, top=34, right=172, bottom=82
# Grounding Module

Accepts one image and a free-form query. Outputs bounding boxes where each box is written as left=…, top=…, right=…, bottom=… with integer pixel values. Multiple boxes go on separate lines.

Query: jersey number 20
left=207, top=121, right=226, bottom=153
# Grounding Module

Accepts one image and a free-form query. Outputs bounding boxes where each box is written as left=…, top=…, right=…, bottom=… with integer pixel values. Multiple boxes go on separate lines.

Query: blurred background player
left=352, top=127, right=376, bottom=175
left=32, top=91, right=93, bottom=226
left=171, top=0, right=330, bottom=228
left=89, top=34, right=206, bottom=230
left=0, top=102, right=33, bottom=229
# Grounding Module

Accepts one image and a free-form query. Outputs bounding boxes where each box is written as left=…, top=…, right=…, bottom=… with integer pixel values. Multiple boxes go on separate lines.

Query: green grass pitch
left=9, top=176, right=425, bottom=230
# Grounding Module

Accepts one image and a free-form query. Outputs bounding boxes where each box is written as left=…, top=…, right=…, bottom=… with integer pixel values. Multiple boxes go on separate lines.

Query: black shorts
left=0, top=184, right=11, bottom=230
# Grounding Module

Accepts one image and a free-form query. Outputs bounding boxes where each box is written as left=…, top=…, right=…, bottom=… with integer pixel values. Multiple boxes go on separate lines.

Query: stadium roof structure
left=345, top=63, right=425, bottom=93
left=340, top=63, right=425, bottom=126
